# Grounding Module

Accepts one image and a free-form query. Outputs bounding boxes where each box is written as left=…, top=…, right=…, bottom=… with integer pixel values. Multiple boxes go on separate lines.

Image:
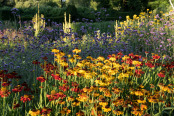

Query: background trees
left=0, top=0, right=173, bottom=22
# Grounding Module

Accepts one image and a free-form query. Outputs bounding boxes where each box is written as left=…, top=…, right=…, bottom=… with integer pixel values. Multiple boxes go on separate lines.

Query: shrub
left=66, top=5, right=78, bottom=21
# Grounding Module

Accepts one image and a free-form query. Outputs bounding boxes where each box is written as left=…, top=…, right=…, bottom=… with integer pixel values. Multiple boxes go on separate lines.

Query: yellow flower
left=72, top=48, right=81, bottom=54
left=102, top=105, right=112, bottom=112
left=78, top=92, right=89, bottom=102
left=132, top=61, right=142, bottom=65
left=29, top=109, right=40, bottom=116
left=84, top=72, right=92, bottom=79
left=83, top=87, right=92, bottom=93
left=99, top=101, right=108, bottom=107
left=69, top=58, right=76, bottom=63
left=60, top=62, right=68, bottom=67
left=51, top=90, right=56, bottom=95
left=113, top=109, right=124, bottom=115
left=67, top=54, right=71, bottom=58
left=97, top=56, right=105, bottom=61
left=51, top=49, right=59, bottom=53
left=72, top=100, right=80, bottom=107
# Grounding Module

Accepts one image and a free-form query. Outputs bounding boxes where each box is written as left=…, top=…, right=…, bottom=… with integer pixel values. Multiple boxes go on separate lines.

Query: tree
left=95, top=0, right=111, bottom=8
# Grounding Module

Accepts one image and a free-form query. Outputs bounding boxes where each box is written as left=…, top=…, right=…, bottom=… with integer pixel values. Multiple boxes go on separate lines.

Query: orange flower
left=0, top=87, right=11, bottom=98
left=60, top=107, right=71, bottom=115
left=67, top=96, right=74, bottom=102
left=76, top=110, right=84, bottom=116
left=131, top=110, right=143, bottom=116
left=148, top=96, right=159, bottom=103
left=141, top=104, right=148, bottom=111
left=113, top=109, right=124, bottom=115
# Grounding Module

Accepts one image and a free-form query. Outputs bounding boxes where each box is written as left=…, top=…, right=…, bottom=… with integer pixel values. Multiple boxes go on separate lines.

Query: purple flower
left=167, top=39, right=172, bottom=42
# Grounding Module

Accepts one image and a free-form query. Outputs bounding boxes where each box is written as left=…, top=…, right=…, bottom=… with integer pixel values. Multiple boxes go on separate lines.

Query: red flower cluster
left=145, top=62, right=155, bottom=68
left=37, top=76, right=46, bottom=82
left=152, top=54, right=160, bottom=60
left=40, top=107, right=52, bottom=115
left=20, top=94, right=33, bottom=103
left=157, top=72, right=165, bottom=78
left=51, top=74, right=62, bottom=81
left=46, top=91, right=66, bottom=101
left=12, top=84, right=24, bottom=93
left=32, top=60, right=40, bottom=65
left=59, top=84, right=69, bottom=92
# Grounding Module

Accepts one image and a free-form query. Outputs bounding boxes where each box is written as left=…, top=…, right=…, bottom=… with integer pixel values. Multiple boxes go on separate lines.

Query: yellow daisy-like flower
left=72, top=48, right=81, bottom=54
left=51, top=49, right=59, bottom=53
left=29, top=109, right=40, bottom=116
left=102, top=105, right=112, bottom=112
left=97, top=56, right=105, bottom=61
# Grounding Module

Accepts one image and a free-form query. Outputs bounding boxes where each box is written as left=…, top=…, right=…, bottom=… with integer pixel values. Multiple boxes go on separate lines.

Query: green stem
left=3, top=97, right=6, bottom=116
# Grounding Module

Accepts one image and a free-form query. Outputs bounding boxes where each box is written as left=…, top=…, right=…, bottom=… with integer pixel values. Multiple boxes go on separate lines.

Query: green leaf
left=7, top=105, right=12, bottom=111
left=154, top=112, right=162, bottom=116
left=164, top=107, right=174, bottom=110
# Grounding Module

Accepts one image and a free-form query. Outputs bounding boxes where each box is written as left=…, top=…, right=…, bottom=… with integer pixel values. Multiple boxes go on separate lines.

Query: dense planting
left=0, top=9, right=174, bottom=116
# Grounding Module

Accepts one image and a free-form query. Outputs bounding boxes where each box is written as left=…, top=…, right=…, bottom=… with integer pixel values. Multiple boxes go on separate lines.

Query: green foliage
left=76, top=7, right=96, bottom=21
left=148, top=0, right=170, bottom=14
left=90, top=0, right=100, bottom=11
left=0, top=6, right=13, bottom=20
left=66, top=4, right=78, bottom=21
left=15, top=2, right=23, bottom=8
left=23, top=1, right=32, bottom=8
left=95, top=0, right=110, bottom=9
left=45, top=1, right=58, bottom=7
left=127, top=0, right=144, bottom=12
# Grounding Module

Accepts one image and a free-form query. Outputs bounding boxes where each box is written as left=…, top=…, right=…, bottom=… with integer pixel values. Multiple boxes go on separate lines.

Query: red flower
left=13, top=103, right=20, bottom=109
left=66, top=71, right=73, bottom=76
left=32, top=60, right=40, bottom=65
left=132, top=55, right=141, bottom=60
left=63, top=79, right=68, bottom=83
left=135, top=69, right=145, bottom=75
left=51, top=74, right=62, bottom=81
left=145, top=51, right=149, bottom=54
left=117, top=52, right=123, bottom=56
left=47, top=91, right=66, bottom=101
left=145, top=62, right=155, bottom=68
left=40, top=107, right=52, bottom=115
left=72, top=82, right=79, bottom=87
left=20, top=94, right=33, bottom=103
left=12, top=85, right=24, bottom=93
left=71, top=87, right=81, bottom=93
left=42, top=56, right=48, bottom=60
left=59, top=84, right=69, bottom=92
left=107, top=55, right=112, bottom=59
left=2, top=82, right=10, bottom=87
left=152, top=54, right=160, bottom=60
left=37, top=76, right=46, bottom=82
left=157, top=72, right=165, bottom=78
left=126, top=58, right=132, bottom=65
